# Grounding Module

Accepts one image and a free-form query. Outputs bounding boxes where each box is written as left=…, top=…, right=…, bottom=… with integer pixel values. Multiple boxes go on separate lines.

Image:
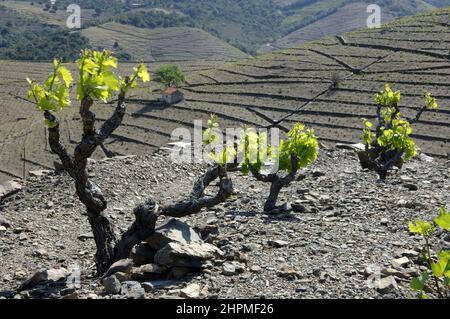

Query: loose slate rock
left=29, top=170, right=52, bottom=177
left=19, top=268, right=71, bottom=291
left=403, top=184, right=419, bottom=191
left=155, top=242, right=223, bottom=268
left=130, top=264, right=166, bottom=280
left=377, top=276, right=399, bottom=294
left=397, top=249, right=419, bottom=258
left=419, top=154, right=434, bottom=162
left=268, top=239, right=289, bottom=248
left=391, top=257, right=411, bottom=268
left=296, top=286, right=309, bottom=293
left=0, top=180, right=23, bottom=198
left=0, top=216, right=10, bottom=228
left=179, top=283, right=201, bottom=299
left=222, top=263, right=236, bottom=276
left=291, top=203, right=310, bottom=214
left=77, top=233, right=94, bottom=241
left=102, top=275, right=121, bottom=295
left=141, top=282, right=154, bottom=293
left=104, top=259, right=134, bottom=277
left=250, top=265, right=261, bottom=273
left=145, top=219, right=202, bottom=250
left=381, top=268, right=411, bottom=279
left=141, top=280, right=179, bottom=291
left=131, top=244, right=157, bottom=266
left=277, top=265, right=302, bottom=279
left=121, top=281, right=145, bottom=299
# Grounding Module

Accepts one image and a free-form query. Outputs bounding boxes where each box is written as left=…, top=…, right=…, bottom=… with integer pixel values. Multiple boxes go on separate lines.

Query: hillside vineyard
left=0, top=9, right=448, bottom=183
left=0, top=0, right=449, bottom=303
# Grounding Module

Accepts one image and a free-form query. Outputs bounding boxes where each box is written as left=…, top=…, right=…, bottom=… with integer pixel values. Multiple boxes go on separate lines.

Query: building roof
left=163, top=87, right=180, bottom=95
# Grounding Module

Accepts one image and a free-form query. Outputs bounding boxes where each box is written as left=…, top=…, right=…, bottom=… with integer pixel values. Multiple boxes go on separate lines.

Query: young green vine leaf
left=239, top=127, right=273, bottom=174
left=76, top=49, right=149, bottom=102
left=278, top=123, right=319, bottom=172
left=27, top=59, right=73, bottom=127
left=202, top=114, right=237, bottom=167
left=408, top=220, right=435, bottom=238
left=361, top=84, right=440, bottom=179
left=409, top=207, right=450, bottom=299
left=434, top=207, right=450, bottom=231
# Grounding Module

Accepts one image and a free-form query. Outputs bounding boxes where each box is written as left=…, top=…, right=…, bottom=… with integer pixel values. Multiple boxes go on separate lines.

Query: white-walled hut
left=162, top=87, right=184, bottom=105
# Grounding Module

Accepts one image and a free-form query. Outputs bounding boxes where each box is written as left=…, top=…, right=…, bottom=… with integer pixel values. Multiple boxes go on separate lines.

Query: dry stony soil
left=0, top=146, right=449, bottom=299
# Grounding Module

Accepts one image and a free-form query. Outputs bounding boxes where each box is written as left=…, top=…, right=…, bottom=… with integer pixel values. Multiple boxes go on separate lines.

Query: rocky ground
left=0, top=145, right=449, bottom=299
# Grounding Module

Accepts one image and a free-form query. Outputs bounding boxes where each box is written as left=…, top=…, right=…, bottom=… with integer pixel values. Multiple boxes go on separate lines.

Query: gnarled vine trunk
left=45, top=91, right=235, bottom=274
left=360, top=101, right=427, bottom=180
left=250, top=154, right=299, bottom=212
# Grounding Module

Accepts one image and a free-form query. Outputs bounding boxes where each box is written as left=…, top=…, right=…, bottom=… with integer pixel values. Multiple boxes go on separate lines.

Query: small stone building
left=162, top=87, right=184, bottom=105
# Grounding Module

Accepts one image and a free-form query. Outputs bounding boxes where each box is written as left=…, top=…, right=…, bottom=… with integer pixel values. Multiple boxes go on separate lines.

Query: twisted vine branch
left=249, top=154, right=299, bottom=212
left=360, top=102, right=429, bottom=180
left=45, top=95, right=234, bottom=274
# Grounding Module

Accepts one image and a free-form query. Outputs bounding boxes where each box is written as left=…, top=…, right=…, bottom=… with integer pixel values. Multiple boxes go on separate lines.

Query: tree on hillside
left=154, top=64, right=186, bottom=88
left=359, top=84, right=439, bottom=179
left=26, top=50, right=234, bottom=275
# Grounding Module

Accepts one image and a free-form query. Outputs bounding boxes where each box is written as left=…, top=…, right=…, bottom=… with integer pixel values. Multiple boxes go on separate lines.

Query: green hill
left=0, top=4, right=89, bottom=61
left=4, top=0, right=450, bottom=55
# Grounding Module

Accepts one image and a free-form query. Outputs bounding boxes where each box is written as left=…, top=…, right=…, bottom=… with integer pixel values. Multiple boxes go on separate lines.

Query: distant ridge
left=81, top=23, right=250, bottom=62
left=260, top=0, right=448, bottom=53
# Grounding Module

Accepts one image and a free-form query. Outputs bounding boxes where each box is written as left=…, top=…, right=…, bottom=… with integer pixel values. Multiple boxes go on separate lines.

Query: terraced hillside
left=5, top=0, right=449, bottom=56
left=0, top=0, right=111, bottom=27
left=183, top=9, right=449, bottom=157
left=261, top=0, right=447, bottom=53
left=260, top=2, right=396, bottom=52
left=0, top=9, right=449, bottom=184
left=81, top=23, right=250, bottom=62
left=0, top=60, right=227, bottom=182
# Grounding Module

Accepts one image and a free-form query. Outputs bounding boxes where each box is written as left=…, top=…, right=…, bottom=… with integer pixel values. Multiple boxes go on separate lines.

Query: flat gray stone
left=179, top=283, right=201, bottom=299
left=0, top=180, right=23, bottom=198
left=155, top=242, right=223, bottom=268
left=377, top=276, right=399, bottom=294
left=222, top=263, right=236, bottom=276
left=102, top=275, right=121, bottom=295
left=145, top=219, right=202, bottom=250
left=104, top=259, right=134, bottom=277
left=121, top=281, right=145, bottom=299
left=19, top=268, right=70, bottom=291
left=391, top=257, right=411, bottom=268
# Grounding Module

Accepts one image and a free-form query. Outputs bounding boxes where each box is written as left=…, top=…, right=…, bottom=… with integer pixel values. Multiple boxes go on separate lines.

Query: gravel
left=0, top=147, right=449, bottom=299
